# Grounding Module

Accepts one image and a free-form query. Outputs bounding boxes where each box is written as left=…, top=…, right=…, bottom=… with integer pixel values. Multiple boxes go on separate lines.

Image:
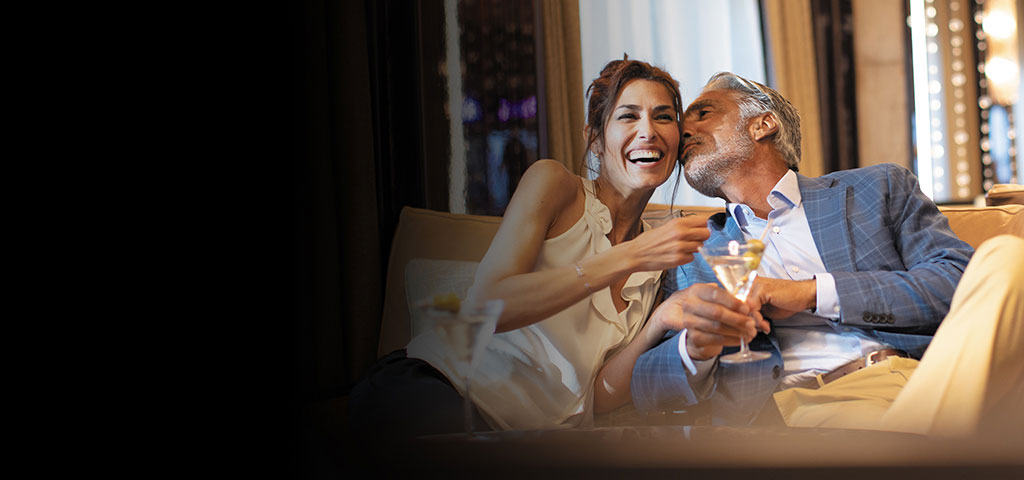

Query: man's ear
left=750, top=112, right=779, bottom=142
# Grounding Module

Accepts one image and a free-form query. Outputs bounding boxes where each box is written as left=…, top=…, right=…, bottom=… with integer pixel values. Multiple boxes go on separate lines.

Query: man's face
left=681, top=90, right=754, bottom=198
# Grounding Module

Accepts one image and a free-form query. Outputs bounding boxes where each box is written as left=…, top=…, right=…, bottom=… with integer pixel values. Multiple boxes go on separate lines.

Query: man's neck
left=720, top=151, right=790, bottom=219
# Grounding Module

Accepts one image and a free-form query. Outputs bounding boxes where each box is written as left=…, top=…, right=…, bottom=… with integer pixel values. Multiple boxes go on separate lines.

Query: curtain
left=541, top=0, right=585, bottom=173
left=763, top=0, right=826, bottom=178
left=292, top=0, right=384, bottom=401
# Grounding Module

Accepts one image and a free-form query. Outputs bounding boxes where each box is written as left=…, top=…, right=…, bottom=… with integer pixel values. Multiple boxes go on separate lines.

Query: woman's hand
left=648, top=283, right=769, bottom=360
left=622, top=216, right=710, bottom=272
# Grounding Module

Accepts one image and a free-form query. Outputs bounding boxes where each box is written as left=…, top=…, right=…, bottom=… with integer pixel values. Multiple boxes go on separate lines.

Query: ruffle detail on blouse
left=582, top=179, right=613, bottom=237
left=619, top=268, right=663, bottom=338
left=579, top=178, right=660, bottom=338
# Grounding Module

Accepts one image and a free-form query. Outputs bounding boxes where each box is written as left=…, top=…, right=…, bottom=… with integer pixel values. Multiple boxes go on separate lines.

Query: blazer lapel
left=799, top=174, right=857, bottom=272
left=706, top=211, right=745, bottom=247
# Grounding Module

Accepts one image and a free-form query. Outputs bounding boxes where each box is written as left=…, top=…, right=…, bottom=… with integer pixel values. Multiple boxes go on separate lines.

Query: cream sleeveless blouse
left=406, top=178, right=662, bottom=430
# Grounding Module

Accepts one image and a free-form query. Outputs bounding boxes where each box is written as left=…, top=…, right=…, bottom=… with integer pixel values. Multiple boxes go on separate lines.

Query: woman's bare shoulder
left=516, top=160, right=586, bottom=238
left=522, top=159, right=578, bottom=186
left=512, top=160, right=581, bottom=208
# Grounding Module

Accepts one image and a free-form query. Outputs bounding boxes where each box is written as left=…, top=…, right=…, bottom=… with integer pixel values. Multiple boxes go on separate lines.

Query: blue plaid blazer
left=631, top=163, right=974, bottom=425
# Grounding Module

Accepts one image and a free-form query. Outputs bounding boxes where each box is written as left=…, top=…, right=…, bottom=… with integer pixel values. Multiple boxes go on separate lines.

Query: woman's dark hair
left=582, top=55, right=685, bottom=200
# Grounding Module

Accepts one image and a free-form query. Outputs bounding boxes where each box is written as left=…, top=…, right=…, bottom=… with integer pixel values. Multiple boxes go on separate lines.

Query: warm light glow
left=986, top=56, right=1019, bottom=87
left=986, top=55, right=1020, bottom=105
left=982, top=10, right=1016, bottom=40
left=983, top=0, right=1020, bottom=108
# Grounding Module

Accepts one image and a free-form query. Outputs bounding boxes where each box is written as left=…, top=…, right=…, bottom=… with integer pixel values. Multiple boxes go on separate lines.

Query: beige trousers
left=774, top=234, right=1024, bottom=437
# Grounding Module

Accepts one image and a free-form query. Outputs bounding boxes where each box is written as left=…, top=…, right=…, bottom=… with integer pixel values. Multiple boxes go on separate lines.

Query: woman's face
left=598, top=79, right=680, bottom=195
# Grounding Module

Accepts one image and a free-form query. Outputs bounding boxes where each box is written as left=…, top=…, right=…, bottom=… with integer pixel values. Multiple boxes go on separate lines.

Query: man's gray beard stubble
left=683, top=124, right=755, bottom=198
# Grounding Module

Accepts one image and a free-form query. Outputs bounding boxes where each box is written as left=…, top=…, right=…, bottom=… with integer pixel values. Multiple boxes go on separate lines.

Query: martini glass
left=414, top=297, right=503, bottom=437
left=698, top=240, right=771, bottom=364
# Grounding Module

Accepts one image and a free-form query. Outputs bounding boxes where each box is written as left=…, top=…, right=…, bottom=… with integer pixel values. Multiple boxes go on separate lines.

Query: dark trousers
left=348, top=349, right=492, bottom=441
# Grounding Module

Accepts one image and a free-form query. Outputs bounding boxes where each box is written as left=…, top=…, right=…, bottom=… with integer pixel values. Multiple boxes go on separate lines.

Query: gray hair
left=701, top=72, right=802, bottom=171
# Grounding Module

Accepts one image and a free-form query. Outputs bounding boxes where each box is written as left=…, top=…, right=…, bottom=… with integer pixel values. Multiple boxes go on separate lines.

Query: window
left=445, top=0, right=542, bottom=215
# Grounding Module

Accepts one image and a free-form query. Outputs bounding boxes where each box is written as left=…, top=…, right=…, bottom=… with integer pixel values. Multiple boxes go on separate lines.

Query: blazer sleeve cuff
left=631, top=332, right=714, bottom=413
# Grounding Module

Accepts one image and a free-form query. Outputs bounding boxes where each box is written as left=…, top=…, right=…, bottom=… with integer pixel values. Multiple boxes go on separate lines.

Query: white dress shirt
left=678, top=170, right=888, bottom=388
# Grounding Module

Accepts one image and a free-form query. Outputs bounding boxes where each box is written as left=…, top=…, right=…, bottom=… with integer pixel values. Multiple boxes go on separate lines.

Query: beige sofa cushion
left=378, top=207, right=501, bottom=357
left=404, top=258, right=479, bottom=340
left=938, top=205, right=1023, bottom=250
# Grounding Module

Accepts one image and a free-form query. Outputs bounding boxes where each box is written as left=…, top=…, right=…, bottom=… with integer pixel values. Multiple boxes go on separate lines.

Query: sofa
left=379, top=202, right=1023, bottom=357
left=375, top=199, right=1021, bottom=425
left=323, top=195, right=1023, bottom=476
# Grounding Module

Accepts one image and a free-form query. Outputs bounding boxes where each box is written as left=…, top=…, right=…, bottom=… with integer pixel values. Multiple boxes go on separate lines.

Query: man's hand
left=746, top=277, right=817, bottom=320
left=650, top=283, right=771, bottom=361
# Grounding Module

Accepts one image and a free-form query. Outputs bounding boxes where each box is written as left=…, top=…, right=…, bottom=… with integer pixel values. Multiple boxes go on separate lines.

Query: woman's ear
left=750, top=112, right=779, bottom=141
left=585, top=128, right=604, bottom=157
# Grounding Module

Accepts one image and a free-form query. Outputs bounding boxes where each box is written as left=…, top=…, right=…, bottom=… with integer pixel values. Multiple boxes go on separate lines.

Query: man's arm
left=830, top=164, right=972, bottom=331
left=631, top=331, right=716, bottom=413
left=748, top=164, right=972, bottom=331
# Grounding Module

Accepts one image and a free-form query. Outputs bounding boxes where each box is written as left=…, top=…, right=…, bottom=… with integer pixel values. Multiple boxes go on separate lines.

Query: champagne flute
left=698, top=240, right=771, bottom=363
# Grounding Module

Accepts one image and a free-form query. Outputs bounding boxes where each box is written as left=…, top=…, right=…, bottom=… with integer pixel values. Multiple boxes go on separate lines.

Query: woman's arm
left=467, top=160, right=629, bottom=332
left=468, top=161, right=707, bottom=333
left=593, top=283, right=763, bottom=413
left=591, top=290, right=671, bottom=413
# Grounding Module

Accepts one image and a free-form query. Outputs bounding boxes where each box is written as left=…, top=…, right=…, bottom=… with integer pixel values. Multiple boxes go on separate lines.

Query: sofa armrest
left=985, top=184, right=1024, bottom=206
left=938, top=204, right=1023, bottom=250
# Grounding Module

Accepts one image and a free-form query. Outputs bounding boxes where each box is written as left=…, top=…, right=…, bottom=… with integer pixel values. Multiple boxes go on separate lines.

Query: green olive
left=432, top=293, right=461, bottom=312
left=747, top=239, right=765, bottom=254
left=743, top=251, right=761, bottom=270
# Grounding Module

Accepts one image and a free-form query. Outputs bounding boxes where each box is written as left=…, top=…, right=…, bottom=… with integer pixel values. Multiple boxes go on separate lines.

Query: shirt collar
left=771, top=169, right=801, bottom=209
left=726, top=170, right=801, bottom=227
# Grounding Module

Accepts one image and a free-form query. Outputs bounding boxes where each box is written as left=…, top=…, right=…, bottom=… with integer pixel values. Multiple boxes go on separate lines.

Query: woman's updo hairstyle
left=581, top=54, right=684, bottom=176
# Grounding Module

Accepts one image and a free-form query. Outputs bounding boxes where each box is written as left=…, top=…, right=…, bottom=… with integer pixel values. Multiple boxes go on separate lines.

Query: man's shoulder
left=819, top=163, right=910, bottom=181
left=811, top=163, right=919, bottom=195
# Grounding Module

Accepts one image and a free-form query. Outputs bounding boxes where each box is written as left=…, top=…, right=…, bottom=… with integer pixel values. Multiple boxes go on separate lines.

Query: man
left=630, top=72, right=1024, bottom=436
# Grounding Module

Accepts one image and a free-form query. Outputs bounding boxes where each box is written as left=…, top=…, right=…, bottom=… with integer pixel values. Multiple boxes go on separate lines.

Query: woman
left=351, top=57, right=710, bottom=436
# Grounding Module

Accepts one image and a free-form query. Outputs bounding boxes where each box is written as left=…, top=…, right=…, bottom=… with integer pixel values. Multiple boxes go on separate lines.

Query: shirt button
left=834, top=306, right=841, bottom=313
left=790, top=266, right=800, bottom=273
left=772, top=226, right=781, bottom=234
